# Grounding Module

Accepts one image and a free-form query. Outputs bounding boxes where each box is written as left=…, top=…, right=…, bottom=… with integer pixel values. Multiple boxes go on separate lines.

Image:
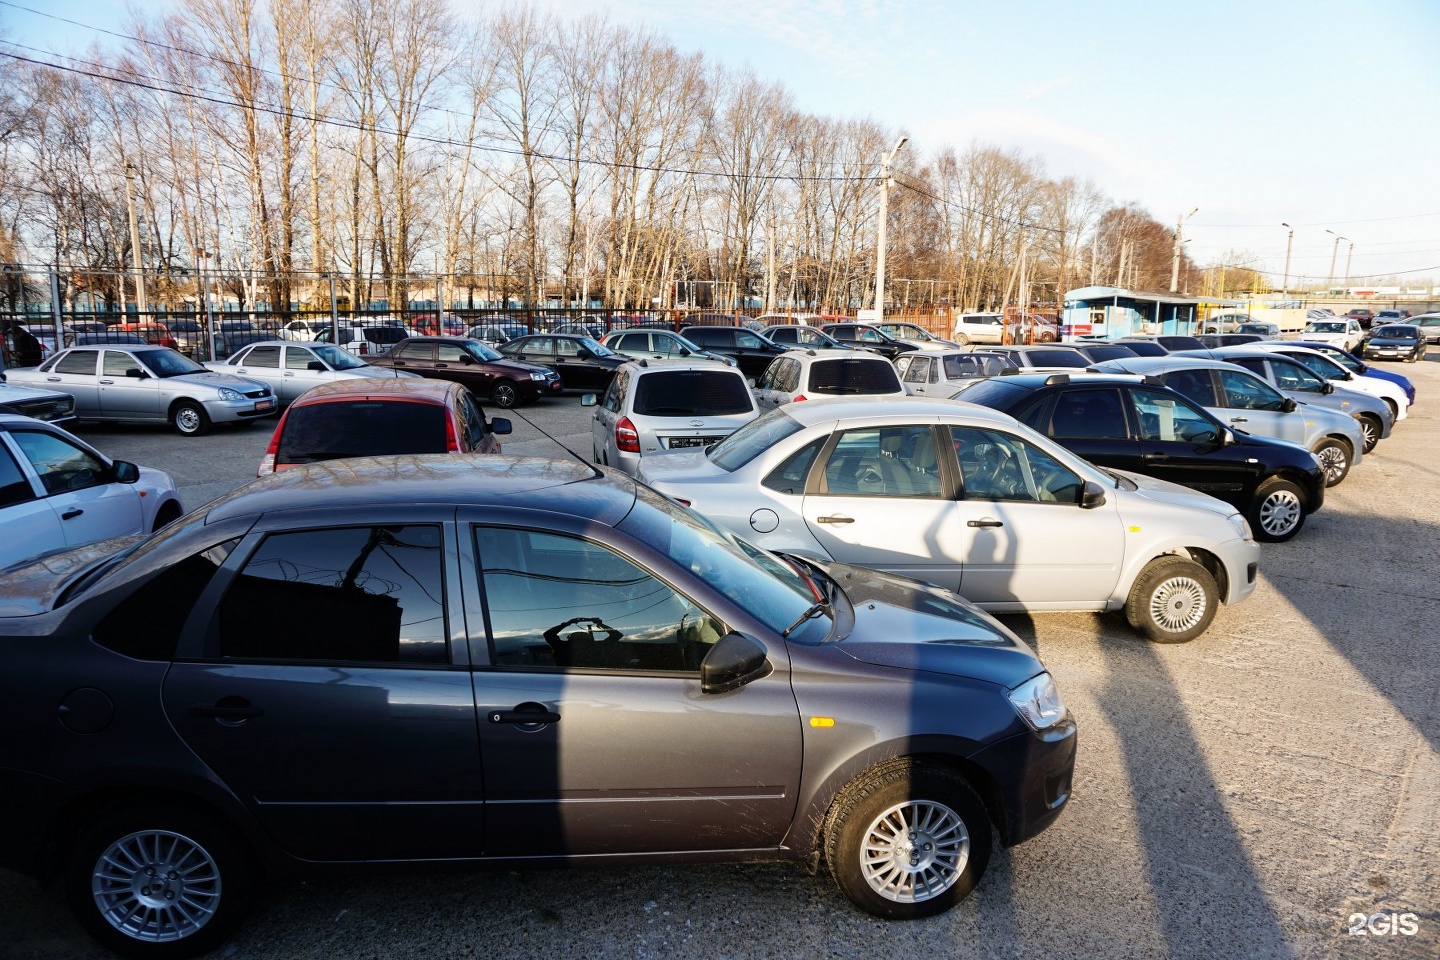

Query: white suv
left=753, top=350, right=905, bottom=411
left=587, top=359, right=759, bottom=476
left=952, top=312, right=1006, bottom=345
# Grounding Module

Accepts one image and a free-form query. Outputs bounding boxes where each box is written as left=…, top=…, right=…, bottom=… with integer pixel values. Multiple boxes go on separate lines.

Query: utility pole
left=1325, top=229, right=1347, bottom=293
left=1343, top=241, right=1354, bottom=289
left=1280, top=222, right=1294, bottom=298
left=873, top=136, right=907, bottom=321
left=124, top=162, right=147, bottom=315
left=1171, top=208, right=1198, bottom=293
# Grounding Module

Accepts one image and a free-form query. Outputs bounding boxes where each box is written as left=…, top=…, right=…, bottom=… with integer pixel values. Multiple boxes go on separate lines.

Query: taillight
left=258, top=408, right=289, bottom=475
left=794, top=394, right=807, bottom=402
left=615, top=416, right=640, bottom=453
left=671, top=497, right=692, bottom=507
left=358, top=341, right=369, bottom=354
left=445, top=411, right=460, bottom=451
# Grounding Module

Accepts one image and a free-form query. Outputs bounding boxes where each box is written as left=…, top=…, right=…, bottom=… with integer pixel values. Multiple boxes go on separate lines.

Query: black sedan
left=678, top=325, right=791, bottom=380
left=0, top=454, right=1074, bottom=958
left=957, top=372, right=1327, bottom=542
left=497, top=334, right=626, bottom=389
left=1360, top=324, right=1426, bottom=363
left=365, top=336, right=563, bottom=407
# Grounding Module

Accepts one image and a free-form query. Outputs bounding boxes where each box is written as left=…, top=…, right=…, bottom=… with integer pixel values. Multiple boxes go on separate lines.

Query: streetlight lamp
left=1280, top=222, right=1294, bottom=299
left=1325, top=229, right=1347, bottom=294
left=1170, top=208, right=1198, bottom=293
left=873, top=135, right=907, bottom=321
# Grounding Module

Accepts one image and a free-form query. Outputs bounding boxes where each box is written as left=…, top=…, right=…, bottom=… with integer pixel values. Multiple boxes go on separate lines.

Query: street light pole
left=1325, top=229, right=1347, bottom=294
left=124, top=163, right=147, bottom=316
left=1343, top=241, right=1354, bottom=290
left=1170, top=207, right=1198, bottom=293
left=1280, top=222, right=1294, bottom=298
left=873, top=135, right=907, bottom=321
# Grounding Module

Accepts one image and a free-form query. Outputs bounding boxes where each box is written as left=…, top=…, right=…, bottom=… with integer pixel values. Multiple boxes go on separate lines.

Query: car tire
left=169, top=401, right=211, bottom=437
left=1312, top=437, right=1351, bottom=487
left=1248, top=477, right=1306, bottom=543
left=1125, top=555, right=1218, bottom=643
left=1356, top=415, right=1382, bottom=453
left=65, top=804, right=252, bottom=960
left=825, top=759, right=991, bottom=920
left=151, top=501, right=183, bottom=533
left=491, top=380, right=518, bottom=409
left=955, top=334, right=971, bottom=346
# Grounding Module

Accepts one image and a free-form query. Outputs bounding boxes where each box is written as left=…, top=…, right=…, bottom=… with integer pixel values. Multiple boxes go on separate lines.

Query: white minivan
left=952, top=312, right=1006, bottom=345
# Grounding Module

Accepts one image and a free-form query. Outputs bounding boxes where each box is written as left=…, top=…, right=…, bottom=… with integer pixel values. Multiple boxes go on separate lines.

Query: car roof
left=291, top=376, right=461, bottom=404
left=204, top=454, right=629, bottom=525
left=616, top=357, right=742, bottom=374
left=776, top=395, right=1018, bottom=428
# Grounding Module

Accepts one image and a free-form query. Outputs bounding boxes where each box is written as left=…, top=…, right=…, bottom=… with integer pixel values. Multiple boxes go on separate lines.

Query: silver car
left=7, top=344, right=277, bottom=436
left=1092, top=355, right=1364, bottom=487
left=637, top=398, right=1260, bottom=643
left=205, top=340, right=412, bottom=406
left=587, top=359, right=759, bottom=476
left=894, top=350, right=1017, bottom=397
left=600, top=328, right=738, bottom=367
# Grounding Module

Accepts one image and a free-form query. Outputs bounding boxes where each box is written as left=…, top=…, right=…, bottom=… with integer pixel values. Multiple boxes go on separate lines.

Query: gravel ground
left=2, top=362, right=1437, bottom=960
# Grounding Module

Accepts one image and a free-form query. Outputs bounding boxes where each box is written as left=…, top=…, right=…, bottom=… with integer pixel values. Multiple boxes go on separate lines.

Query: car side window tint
left=893, top=356, right=911, bottom=379
left=757, top=360, right=780, bottom=390
left=286, top=347, right=317, bottom=370
left=736, top=332, right=763, bottom=349
left=0, top=444, right=35, bottom=506
left=1270, top=358, right=1325, bottom=393
left=475, top=526, right=721, bottom=673
left=902, top=357, right=929, bottom=383
left=102, top=351, right=139, bottom=377
left=218, top=525, right=448, bottom=664
left=1161, top=369, right=1219, bottom=407
left=821, top=426, right=942, bottom=498
left=1216, top=370, right=1286, bottom=411
left=396, top=342, right=433, bottom=360
left=1131, top=388, right=1220, bottom=443
left=1050, top=388, right=1128, bottom=439
left=244, top=345, right=281, bottom=368
left=460, top=392, right=488, bottom=447
left=555, top=338, right=582, bottom=358
left=951, top=426, right=1080, bottom=503
left=55, top=350, right=99, bottom=375
left=762, top=435, right=827, bottom=495
left=95, top=539, right=240, bottom=660
left=11, top=430, right=109, bottom=496
left=437, top=344, right=467, bottom=363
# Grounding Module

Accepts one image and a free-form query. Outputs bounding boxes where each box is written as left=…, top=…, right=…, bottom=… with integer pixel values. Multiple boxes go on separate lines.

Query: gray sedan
left=205, top=340, right=413, bottom=405
left=6, top=344, right=277, bottom=436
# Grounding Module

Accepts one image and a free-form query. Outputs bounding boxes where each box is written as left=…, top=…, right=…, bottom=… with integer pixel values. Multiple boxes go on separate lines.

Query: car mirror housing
left=701, top=632, right=773, bottom=694
left=307, top=361, right=326, bottom=371
left=580, top=394, right=598, bottom=407
left=1281, top=397, right=1298, bottom=413
left=125, top=367, right=146, bottom=379
left=112, top=460, right=140, bottom=484
left=1080, top=480, right=1106, bottom=510
left=1321, top=382, right=1335, bottom=395
left=489, top=417, right=512, bottom=435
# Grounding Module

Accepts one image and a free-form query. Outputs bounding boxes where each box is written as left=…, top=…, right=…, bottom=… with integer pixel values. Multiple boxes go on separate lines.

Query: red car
left=258, top=377, right=510, bottom=475
left=1344, top=308, right=1376, bottom=329
left=116, top=322, right=179, bottom=350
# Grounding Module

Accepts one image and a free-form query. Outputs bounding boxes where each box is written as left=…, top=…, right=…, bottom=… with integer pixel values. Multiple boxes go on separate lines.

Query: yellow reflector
left=1128, top=526, right=1142, bottom=533
left=810, top=717, right=835, bottom=728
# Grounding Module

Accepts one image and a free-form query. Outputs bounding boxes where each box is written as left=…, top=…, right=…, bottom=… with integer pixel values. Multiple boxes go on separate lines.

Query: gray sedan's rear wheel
left=170, top=401, right=211, bottom=437
left=65, top=805, right=251, bottom=959
left=1248, top=477, right=1305, bottom=543
left=826, top=760, right=990, bottom=919
left=1312, top=438, right=1351, bottom=487
left=491, top=379, right=518, bottom=409
left=1125, top=556, right=1218, bottom=643
left=1357, top=415, right=1381, bottom=453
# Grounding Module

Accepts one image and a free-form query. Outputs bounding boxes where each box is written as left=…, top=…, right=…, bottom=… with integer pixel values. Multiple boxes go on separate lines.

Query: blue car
left=1284, top=340, right=1415, bottom=405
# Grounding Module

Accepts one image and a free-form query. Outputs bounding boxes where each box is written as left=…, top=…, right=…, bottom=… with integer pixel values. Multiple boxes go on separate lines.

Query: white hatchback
left=638, top=398, right=1259, bottom=643
left=753, top=350, right=905, bottom=411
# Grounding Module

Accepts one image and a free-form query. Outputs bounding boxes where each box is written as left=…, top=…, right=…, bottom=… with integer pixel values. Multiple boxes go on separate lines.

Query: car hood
left=492, top=357, right=556, bottom=377
left=0, top=534, right=145, bottom=618
left=822, top=561, right=1044, bottom=688
left=175, top=371, right=270, bottom=391
left=1106, top=467, right=1242, bottom=521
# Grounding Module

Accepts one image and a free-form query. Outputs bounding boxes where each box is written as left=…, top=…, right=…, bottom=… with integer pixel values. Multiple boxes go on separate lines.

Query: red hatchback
left=258, top=377, right=510, bottom=475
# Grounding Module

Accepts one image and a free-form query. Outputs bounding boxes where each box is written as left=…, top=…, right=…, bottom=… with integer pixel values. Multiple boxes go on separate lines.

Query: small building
left=1061, top=287, right=1241, bottom=340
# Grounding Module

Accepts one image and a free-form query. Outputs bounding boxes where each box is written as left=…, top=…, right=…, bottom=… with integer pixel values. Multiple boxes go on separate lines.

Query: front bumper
left=1216, top=535, right=1262, bottom=606
left=967, top=718, right=1077, bottom=846
left=202, top=394, right=278, bottom=423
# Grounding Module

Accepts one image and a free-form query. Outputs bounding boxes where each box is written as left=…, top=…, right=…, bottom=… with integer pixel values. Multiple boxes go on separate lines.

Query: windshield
left=311, top=345, right=367, bottom=370
left=618, top=482, right=830, bottom=642
left=578, top=337, right=613, bottom=356
left=708, top=407, right=805, bottom=471
left=1306, top=322, right=1345, bottom=333
left=466, top=342, right=503, bottom=362
left=1286, top=351, right=1345, bottom=379
left=1311, top=345, right=1360, bottom=370
left=1372, top=326, right=1416, bottom=339
left=139, top=349, right=206, bottom=378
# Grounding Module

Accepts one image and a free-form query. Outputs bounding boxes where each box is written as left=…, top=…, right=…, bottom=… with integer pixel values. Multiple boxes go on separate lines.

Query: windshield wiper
left=782, top=600, right=829, bottom=638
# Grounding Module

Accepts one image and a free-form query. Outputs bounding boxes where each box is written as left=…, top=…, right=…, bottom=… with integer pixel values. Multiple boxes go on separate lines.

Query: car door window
left=555, top=338, right=583, bottom=358
left=1130, top=388, right=1220, bottom=443
left=902, top=357, right=929, bottom=383
left=55, top=350, right=99, bottom=375
left=243, top=345, right=281, bottom=368
left=1161, top=369, right=1219, bottom=407
left=762, top=436, right=827, bottom=495
left=951, top=426, right=1081, bottom=503
left=102, top=351, right=141, bottom=377
left=437, top=344, right=469, bottom=363
left=475, top=526, right=721, bottom=672
left=460, top=393, right=489, bottom=448
left=0, top=444, right=36, bottom=506
left=614, top=333, right=643, bottom=352
left=10, top=430, right=110, bottom=495
left=1049, top=387, right=1128, bottom=439
left=858, top=329, right=886, bottom=343
left=395, top=342, right=435, bottom=361
left=217, top=525, right=448, bottom=664
left=1269, top=358, right=1327, bottom=393
left=736, top=332, right=764, bottom=349
left=1216, top=369, right=1287, bottom=411
left=95, top=538, right=241, bottom=660
left=820, top=426, right=942, bottom=497
left=286, top=347, right=319, bottom=370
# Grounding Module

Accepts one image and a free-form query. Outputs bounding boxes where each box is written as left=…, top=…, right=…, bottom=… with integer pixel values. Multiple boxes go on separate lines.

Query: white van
left=952, top=312, right=1006, bottom=345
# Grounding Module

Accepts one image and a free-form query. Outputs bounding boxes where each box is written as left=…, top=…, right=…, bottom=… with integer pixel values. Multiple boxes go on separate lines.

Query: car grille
left=241, top=388, right=271, bottom=399
left=5, top=396, right=75, bottom=421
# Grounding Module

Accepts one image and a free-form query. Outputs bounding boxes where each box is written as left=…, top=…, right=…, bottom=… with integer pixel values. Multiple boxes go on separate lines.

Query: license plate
left=666, top=435, right=720, bottom=449
left=255, top=398, right=275, bottom=411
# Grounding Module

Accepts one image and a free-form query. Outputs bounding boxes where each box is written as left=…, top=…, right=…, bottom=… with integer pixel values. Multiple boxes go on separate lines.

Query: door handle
left=61, top=508, right=84, bottom=520
left=815, top=514, right=854, bottom=524
left=99, top=379, right=114, bottom=385
left=1142, top=453, right=1168, bottom=461
left=189, top=700, right=263, bottom=720
left=1230, top=417, right=1248, bottom=423
left=489, top=704, right=561, bottom=725
left=46, top=376, right=61, bottom=382
left=966, top=518, right=1004, bottom=528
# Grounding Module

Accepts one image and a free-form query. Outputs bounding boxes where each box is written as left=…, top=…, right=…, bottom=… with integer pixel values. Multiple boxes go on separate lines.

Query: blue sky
left=5, top=0, right=1439, bottom=285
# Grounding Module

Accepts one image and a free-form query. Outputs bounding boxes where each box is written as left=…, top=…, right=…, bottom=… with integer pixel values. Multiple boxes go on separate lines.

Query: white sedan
left=0, top=414, right=182, bottom=570
left=637, top=397, right=1259, bottom=643
left=205, top=340, right=413, bottom=405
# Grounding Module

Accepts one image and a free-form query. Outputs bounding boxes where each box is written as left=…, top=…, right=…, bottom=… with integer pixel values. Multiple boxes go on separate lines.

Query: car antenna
left=504, top=404, right=604, bottom=478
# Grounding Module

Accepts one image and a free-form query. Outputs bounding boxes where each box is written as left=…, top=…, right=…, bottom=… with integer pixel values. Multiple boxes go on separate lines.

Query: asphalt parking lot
left=3, top=364, right=1438, bottom=960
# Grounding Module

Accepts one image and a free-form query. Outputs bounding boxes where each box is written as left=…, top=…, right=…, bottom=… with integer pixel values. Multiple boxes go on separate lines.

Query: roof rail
left=1044, top=373, right=1071, bottom=385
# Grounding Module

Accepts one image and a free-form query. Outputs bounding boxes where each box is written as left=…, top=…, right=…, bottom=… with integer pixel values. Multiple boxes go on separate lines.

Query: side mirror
left=489, top=417, right=512, bottom=435
left=701, top=632, right=772, bottom=694
left=1356, top=362, right=1369, bottom=373
left=1321, top=382, right=1335, bottom=394
left=307, top=361, right=326, bottom=371
left=580, top=393, right=598, bottom=407
left=746, top=377, right=757, bottom=388
left=125, top=367, right=146, bottom=379
left=459, top=353, right=476, bottom=364
left=112, top=460, right=140, bottom=484
left=1281, top=397, right=1298, bottom=413
left=577, top=348, right=594, bottom=359
left=1080, top=480, right=1107, bottom=509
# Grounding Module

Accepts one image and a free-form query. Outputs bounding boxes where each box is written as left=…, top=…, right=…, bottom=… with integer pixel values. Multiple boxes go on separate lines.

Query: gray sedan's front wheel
left=170, top=401, right=211, bottom=437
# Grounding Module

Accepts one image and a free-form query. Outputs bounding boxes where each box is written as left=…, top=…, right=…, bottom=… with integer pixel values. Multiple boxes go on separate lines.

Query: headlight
left=217, top=387, right=243, bottom=401
left=1229, top=511, right=1253, bottom=540
left=1008, top=672, right=1067, bottom=731
left=530, top=372, right=547, bottom=381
